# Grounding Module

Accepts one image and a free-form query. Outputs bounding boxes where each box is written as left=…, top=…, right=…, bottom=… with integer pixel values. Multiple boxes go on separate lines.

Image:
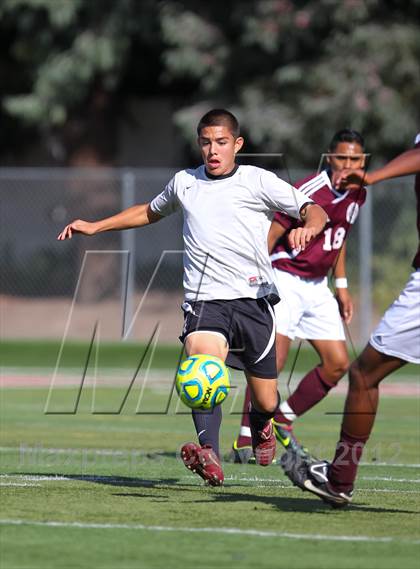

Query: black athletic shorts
left=179, top=297, right=277, bottom=379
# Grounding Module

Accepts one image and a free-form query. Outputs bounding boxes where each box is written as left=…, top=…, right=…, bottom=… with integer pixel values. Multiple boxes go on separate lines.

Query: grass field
left=1, top=341, right=419, bottom=568
left=2, top=339, right=419, bottom=376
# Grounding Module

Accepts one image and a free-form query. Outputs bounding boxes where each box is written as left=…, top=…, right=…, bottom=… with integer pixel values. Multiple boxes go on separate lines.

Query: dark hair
left=197, top=109, right=240, bottom=138
left=328, top=129, right=365, bottom=151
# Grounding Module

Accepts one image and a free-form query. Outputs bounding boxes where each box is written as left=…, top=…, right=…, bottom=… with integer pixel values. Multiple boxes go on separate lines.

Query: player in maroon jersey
left=231, top=129, right=367, bottom=464
left=281, top=135, right=420, bottom=507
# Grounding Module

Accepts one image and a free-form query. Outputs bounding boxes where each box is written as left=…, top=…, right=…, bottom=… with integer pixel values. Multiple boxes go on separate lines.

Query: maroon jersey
left=413, top=133, right=420, bottom=269
left=271, top=170, right=366, bottom=278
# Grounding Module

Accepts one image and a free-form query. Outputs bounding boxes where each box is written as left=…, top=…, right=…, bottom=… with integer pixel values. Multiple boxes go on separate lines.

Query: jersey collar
left=204, top=164, right=239, bottom=180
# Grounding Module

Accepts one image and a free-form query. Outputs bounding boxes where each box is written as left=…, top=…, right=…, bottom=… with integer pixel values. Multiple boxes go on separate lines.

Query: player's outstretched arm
left=333, top=147, right=420, bottom=189
left=57, top=203, right=162, bottom=240
left=288, top=203, right=327, bottom=251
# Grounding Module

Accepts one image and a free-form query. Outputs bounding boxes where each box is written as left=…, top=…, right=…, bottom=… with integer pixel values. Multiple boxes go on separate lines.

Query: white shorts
left=369, top=270, right=420, bottom=364
left=273, top=269, right=345, bottom=341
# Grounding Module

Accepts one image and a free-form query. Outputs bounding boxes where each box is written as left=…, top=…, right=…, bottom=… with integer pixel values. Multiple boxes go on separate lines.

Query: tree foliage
left=1, top=0, right=419, bottom=164
left=0, top=0, right=160, bottom=163
left=165, top=0, right=420, bottom=164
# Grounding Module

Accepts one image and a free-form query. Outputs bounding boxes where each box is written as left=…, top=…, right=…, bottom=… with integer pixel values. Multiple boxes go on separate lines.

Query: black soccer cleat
left=279, top=451, right=352, bottom=508
left=227, top=439, right=256, bottom=464
left=304, top=460, right=353, bottom=508
left=279, top=449, right=310, bottom=491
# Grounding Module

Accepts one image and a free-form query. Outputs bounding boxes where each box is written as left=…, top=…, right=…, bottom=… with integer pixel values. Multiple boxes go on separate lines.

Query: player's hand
left=57, top=219, right=98, bottom=240
left=336, top=288, right=353, bottom=324
left=333, top=168, right=370, bottom=191
left=288, top=226, right=316, bottom=252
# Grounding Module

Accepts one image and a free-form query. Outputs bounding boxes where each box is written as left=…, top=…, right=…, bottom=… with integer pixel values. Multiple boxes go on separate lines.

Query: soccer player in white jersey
left=58, top=109, right=327, bottom=486
left=231, top=129, right=367, bottom=464
left=282, top=134, right=420, bottom=507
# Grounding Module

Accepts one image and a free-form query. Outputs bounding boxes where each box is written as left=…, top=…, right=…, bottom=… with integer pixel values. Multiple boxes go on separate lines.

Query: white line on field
left=2, top=474, right=420, bottom=494
left=0, top=473, right=414, bottom=486
left=0, top=475, right=70, bottom=481
left=201, top=474, right=420, bottom=486
left=186, top=475, right=420, bottom=493
left=360, top=462, right=420, bottom=468
left=367, top=488, right=420, bottom=494
left=1, top=519, right=419, bottom=544
left=206, top=475, right=420, bottom=487
left=0, top=483, right=40, bottom=487
left=219, top=474, right=420, bottom=484
left=1, top=447, right=420, bottom=468
left=361, top=477, right=420, bottom=483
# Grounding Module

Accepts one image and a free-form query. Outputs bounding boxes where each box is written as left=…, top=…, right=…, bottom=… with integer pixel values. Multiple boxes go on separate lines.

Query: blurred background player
left=57, top=109, right=327, bottom=486
left=282, top=134, right=420, bottom=507
left=231, top=129, right=367, bottom=464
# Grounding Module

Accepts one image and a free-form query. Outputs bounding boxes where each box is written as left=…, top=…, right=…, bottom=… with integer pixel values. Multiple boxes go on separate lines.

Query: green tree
left=1, top=0, right=419, bottom=165
left=0, top=0, right=162, bottom=165
left=164, top=0, right=420, bottom=164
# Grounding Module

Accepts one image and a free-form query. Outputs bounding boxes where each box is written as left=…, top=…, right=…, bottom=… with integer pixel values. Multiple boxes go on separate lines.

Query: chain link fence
left=1, top=168, right=416, bottom=346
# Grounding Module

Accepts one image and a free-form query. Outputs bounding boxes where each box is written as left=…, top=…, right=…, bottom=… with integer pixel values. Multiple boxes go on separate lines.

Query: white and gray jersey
left=150, top=164, right=312, bottom=302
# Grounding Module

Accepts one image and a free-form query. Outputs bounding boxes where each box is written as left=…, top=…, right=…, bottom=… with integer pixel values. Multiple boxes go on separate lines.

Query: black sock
left=249, top=408, right=273, bottom=433
left=249, top=392, right=280, bottom=432
left=192, top=405, right=222, bottom=457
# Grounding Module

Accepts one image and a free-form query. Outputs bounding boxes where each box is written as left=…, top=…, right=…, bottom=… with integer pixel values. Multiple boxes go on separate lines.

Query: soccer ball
left=175, top=354, right=230, bottom=410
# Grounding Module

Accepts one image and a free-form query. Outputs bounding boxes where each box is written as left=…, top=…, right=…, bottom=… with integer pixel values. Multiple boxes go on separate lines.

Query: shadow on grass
left=111, top=488, right=418, bottom=515
left=13, top=472, right=418, bottom=515
left=11, top=472, right=185, bottom=489
left=190, top=490, right=419, bottom=515
left=113, top=493, right=171, bottom=500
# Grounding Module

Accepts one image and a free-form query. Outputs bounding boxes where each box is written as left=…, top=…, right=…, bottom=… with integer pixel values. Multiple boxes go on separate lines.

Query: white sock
left=240, top=426, right=251, bottom=438
left=279, top=401, right=296, bottom=422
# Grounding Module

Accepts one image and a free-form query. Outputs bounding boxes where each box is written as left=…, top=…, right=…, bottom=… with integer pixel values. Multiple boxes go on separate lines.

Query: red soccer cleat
left=181, top=442, right=224, bottom=486
left=251, top=420, right=276, bottom=466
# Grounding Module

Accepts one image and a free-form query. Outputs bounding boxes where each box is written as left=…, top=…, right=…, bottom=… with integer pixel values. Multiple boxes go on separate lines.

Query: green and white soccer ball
left=175, top=354, right=231, bottom=410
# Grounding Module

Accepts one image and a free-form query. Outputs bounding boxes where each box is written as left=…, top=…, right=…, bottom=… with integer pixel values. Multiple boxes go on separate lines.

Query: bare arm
left=288, top=203, right=327, bottom=251
left=333, top=242, right=347, bottom=279
left=333, top=147, right=420, bottom=189
left=267, top=220, right=287, bottom=253
left=57, top=203, right=162, bottom=240
left=367, top=148, right=420, bottom=183
left=333, top=243, right=353, bottom=324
